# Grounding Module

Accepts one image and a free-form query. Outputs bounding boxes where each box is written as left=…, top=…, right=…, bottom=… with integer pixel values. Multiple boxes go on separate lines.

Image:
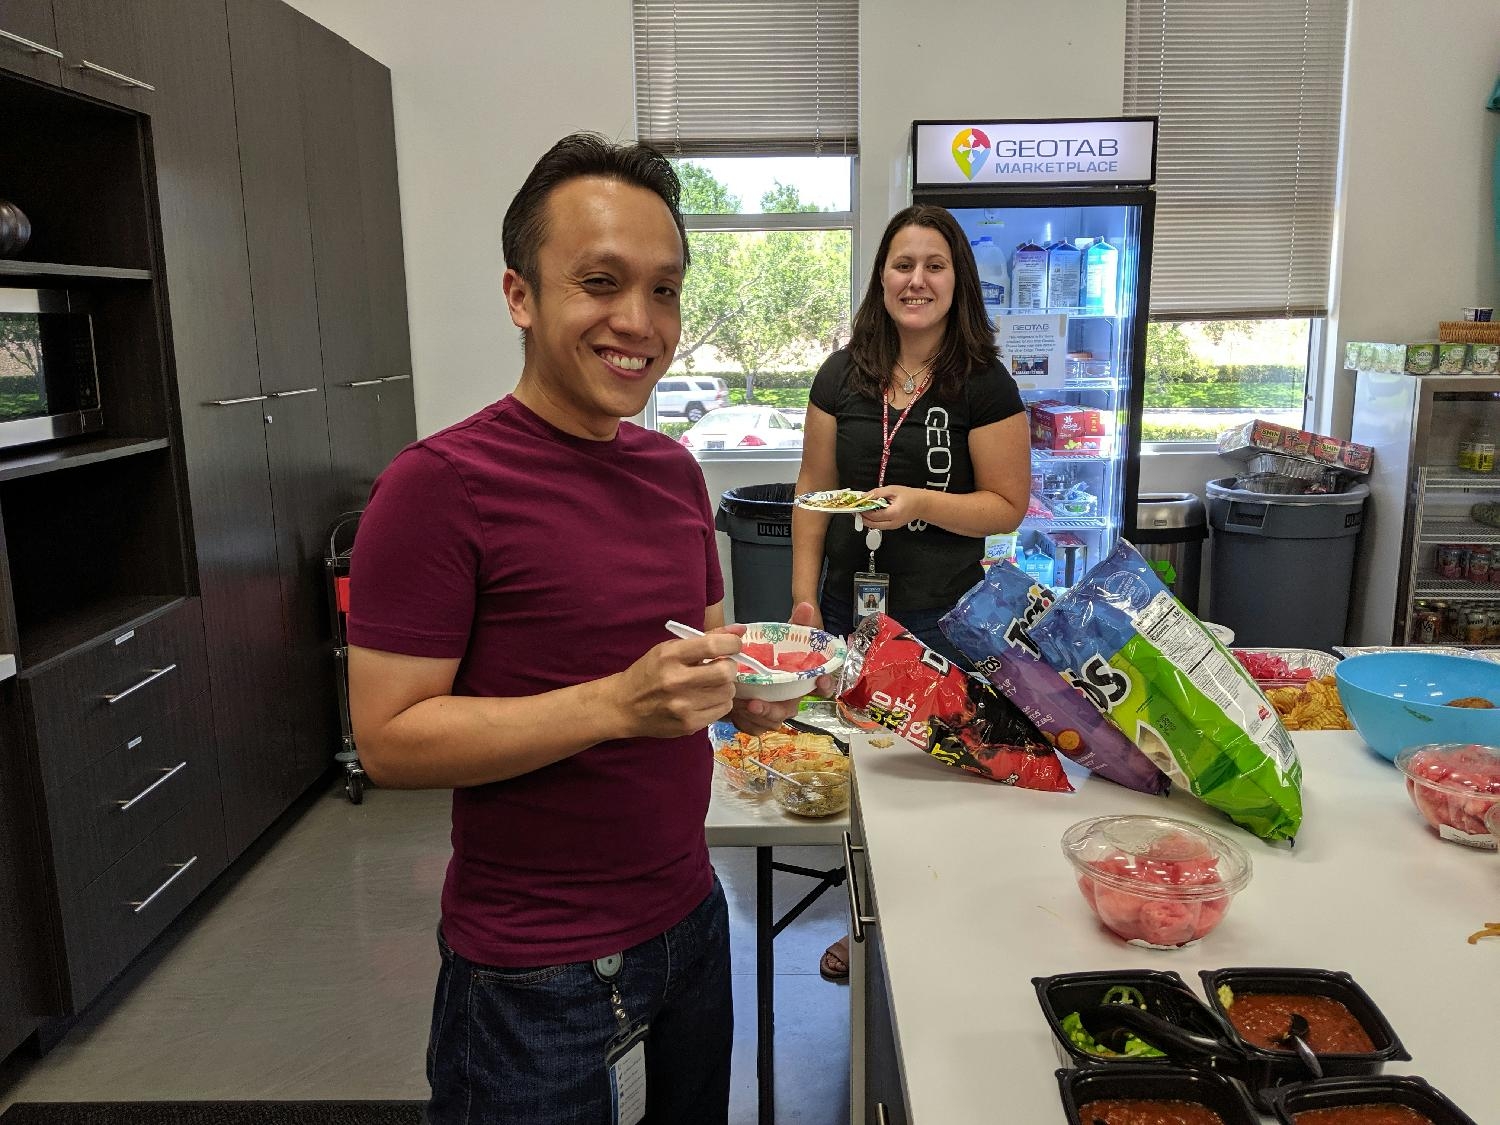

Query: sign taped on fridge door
left=912, top=117, right=1157, bottom=188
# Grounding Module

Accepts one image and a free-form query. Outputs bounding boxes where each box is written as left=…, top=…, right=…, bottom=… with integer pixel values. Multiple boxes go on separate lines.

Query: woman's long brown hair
left=845, top=204, right=999, bottom=403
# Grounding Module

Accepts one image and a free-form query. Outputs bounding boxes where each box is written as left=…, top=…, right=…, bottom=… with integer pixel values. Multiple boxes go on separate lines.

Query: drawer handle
left=267, top=387, right=319, bottom=398
left=341, top=379, right=385, bottom=388
left=73, top=58, right=155, bottom=91
left=876, top=1105, right=891, bottom=1125
left=0, top=28, right=64, bottom=58
left=129, top=855, right=197, bottom=914
left=842, top=831, right=876, bottom=943
left=117, top=761, right=187, bottom=812
left=103, top=664, right=177, bottom=705
left=207, top=395, right=268, bottom=406
left=380, top=374, right=411, bottom=383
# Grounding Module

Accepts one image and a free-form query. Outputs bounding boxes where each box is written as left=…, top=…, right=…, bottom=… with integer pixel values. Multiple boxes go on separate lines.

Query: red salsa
left=1077, top=1099, right=1225, bottom=1125
left=1223, top=992, right=1375, bottom=1053
left=1294, top=1107, right=1432, bottom=1125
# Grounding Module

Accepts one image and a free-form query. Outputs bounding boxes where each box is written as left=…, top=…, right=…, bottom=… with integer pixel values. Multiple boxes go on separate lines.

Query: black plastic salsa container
left=1267, top=1074, right=1480, bottom=1125
left=1057, top=1064, right=1261, bottom=1125
left=1199, top=968, right=1411, bottom=1108
left=1034, top=969, right=1233, bottom=1071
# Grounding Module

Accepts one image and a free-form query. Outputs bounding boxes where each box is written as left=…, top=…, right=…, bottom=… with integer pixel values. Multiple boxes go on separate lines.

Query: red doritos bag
left=838, top=614, right=1072, bottom=792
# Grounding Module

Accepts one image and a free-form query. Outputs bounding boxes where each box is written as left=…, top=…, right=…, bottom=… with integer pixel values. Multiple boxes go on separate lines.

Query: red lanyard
left=878, top=383, right=927, bottom=488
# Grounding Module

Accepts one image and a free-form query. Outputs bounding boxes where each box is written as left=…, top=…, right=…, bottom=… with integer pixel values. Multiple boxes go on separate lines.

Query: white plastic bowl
left=733, top=622, right=845, bottom=702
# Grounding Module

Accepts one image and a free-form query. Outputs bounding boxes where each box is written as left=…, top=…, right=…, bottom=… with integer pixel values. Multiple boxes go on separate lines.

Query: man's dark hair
left=845, top=203, right=999, bottom=403
left=502, top=132, right=690, bottom=286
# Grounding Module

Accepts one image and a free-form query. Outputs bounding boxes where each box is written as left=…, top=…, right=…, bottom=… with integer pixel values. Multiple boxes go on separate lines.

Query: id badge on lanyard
left=857, top=386, right=923, bottom=619
left=595, top=953, right=647, bottom=1125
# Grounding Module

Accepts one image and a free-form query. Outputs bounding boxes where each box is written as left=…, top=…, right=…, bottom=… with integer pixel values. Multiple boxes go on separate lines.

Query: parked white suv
left=654, top=377, right=729, bottom=422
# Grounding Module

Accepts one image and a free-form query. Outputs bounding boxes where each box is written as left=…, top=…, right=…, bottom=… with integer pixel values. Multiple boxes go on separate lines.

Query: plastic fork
left=663, top=620, right=776, bottom=675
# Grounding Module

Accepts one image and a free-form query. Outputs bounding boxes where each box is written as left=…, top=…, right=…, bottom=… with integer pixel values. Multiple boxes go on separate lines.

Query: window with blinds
left=1125, top=0, right=1349, bottom=321
left=633, top=0, right=858, bottom=157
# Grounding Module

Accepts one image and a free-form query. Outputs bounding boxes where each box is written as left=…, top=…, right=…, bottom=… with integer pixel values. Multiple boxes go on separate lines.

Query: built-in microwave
left=0, top=287, right=104, bottom=451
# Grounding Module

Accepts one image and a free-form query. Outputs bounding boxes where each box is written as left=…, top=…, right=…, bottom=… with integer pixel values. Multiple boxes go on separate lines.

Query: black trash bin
left=1134, top=492, right=1208, bottom=614
left=715, top=484, right=796, bottom=624
left=1206, top=477, right=1370, bottom=650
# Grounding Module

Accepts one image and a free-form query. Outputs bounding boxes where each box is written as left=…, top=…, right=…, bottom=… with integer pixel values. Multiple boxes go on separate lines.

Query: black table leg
left=757, top=844, right=774, bottom=1125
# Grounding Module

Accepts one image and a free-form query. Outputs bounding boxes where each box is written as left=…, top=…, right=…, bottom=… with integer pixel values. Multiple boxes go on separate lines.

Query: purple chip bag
left=940, top=561, right=1170, bottom=795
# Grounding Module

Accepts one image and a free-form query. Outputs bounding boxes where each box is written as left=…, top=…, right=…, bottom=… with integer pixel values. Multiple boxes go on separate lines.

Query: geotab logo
left=951, top=128, right=990, bottom=180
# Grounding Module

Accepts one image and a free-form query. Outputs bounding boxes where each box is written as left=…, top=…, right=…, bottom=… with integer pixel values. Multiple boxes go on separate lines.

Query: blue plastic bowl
left=1334, top=652, right=1500, bottom=762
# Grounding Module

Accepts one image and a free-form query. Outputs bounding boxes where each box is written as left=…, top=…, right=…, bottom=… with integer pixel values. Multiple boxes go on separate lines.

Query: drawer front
left=47, top=700, right=214, bottom=891
left=60, top=794, right=224, bottom=1011
left=26, top=600, right=209, bottom=789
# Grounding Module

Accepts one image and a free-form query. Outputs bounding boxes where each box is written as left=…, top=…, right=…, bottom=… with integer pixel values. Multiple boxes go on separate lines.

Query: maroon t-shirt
left=347, top=396, right=723, bottom=967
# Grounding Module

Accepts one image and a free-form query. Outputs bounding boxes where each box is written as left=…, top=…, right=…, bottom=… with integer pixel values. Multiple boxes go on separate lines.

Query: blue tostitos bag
left=941, top=561, right=1170, bottom=795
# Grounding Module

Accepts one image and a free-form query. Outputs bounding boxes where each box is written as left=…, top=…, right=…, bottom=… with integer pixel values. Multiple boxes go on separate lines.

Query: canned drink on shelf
left=1487, top=607, right=1500, bottom=644
left=1437, top=544, right=1466, bottom=579
left=1439, top=601, right=1462, bottom=642
left=1412, top=602, right=1441, bottom=645
left=1467, top=547, right=1492, bottom=583
left=1465, top=607, right=1490, bottom=646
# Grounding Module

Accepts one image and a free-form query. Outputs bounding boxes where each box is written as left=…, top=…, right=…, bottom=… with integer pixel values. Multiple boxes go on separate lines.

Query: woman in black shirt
left=792, top=204, right=1030, bottom=665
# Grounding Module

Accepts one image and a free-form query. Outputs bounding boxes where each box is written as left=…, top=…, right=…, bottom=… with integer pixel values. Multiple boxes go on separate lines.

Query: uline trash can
left=1134, top=493, right=1207, bottom=614
left=1206, top=477, right=1370, bottom=650
left=715, top=484, right=795, bottom=624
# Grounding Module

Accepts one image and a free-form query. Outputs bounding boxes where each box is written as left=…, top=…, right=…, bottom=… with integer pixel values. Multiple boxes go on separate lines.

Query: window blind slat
left=1125, top=0, right=1348, bottom=320
left=633, top=0, right=859, bottom=156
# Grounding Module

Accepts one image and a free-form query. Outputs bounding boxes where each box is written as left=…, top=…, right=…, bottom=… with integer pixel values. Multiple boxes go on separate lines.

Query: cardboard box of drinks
left=1216, top=419, right=1373, bottom=475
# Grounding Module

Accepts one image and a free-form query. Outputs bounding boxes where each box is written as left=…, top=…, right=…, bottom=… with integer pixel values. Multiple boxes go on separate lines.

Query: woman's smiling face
left=881, top=224, right=955, bottom=337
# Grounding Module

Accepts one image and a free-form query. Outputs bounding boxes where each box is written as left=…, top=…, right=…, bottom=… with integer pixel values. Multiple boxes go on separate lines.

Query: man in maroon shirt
left=346, top=134, right=823, bottom=1125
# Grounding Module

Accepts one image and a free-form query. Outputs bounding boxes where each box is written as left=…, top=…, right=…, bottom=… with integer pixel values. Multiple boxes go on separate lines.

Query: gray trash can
left=1134, top=493, right=1207, bottom=614
left=715, top=484, right=795, bottom=624
left=1206, top=477, right=1370, bottom=650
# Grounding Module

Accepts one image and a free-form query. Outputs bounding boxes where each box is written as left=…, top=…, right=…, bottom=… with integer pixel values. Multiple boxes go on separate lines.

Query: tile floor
left=0, top=781, right=851, bottom=1123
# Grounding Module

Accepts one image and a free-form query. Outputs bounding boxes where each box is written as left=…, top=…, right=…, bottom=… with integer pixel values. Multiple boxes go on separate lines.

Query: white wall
left=1319, top=0, right=1500, bottom=437
left=283, top=0, right=636, bottom=437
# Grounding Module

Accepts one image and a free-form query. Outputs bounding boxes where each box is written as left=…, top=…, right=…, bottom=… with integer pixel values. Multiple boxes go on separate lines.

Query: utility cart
left=325, top=512, right=366, bottom=803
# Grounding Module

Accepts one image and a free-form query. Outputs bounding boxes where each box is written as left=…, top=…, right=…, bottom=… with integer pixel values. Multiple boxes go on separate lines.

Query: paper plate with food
left=794, top=488, right=890, bottom=514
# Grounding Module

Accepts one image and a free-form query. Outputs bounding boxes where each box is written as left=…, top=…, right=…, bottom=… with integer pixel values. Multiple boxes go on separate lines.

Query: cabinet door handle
left=341, top=379, right=385, bottom=388
left=842, top=832, right=877, bottom=943
left=0, top=28, right=64, bottom=58
left=103, top=664, right=177, bottom=704
left=129, top=856, right=197, bottom=914
left=379, top=374, right=411, bottom=383
left=207, top=395, right=268, bottom=406
left=117, top=761, right=187, bottom=812
left=876, top=1105, right=891, bottom=1125
left=267, top=387, right=319, bottom=398
left=73, top=58, right=155, bottom=91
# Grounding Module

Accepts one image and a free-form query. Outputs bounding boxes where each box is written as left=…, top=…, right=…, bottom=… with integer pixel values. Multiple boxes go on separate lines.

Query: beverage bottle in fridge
left=1011, top=241, right=1048, bottom=310
left=1046, top=240, right=1083, bottom=309
left=970, top=236, right=1010, bottom=311
left=1082, top=237, right=1119, bottom=315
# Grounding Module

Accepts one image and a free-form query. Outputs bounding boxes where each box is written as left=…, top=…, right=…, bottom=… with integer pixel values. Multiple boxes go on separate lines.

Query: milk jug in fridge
left=1046, top=241, right=1083, bottom=310
left=970, top=237, right=1009, bottom=310
left=1011, top=242, right=1048, bottom=310
left=1082, top=237, right=1119, bottom=315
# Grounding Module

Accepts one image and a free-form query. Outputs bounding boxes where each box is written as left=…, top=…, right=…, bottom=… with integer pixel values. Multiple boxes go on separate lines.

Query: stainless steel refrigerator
left=911, top=117, right=1157, bottom=588
left=1350, top=369, right=1500, bottom=646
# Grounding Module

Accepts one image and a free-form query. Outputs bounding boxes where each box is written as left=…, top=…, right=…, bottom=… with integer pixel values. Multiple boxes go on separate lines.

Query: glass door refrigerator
left=911, top=117, right=1158, bottom=589
left=1349, top=369, right=1500, bottom=648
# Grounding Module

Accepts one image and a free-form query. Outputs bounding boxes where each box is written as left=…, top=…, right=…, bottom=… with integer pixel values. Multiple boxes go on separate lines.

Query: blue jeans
left=425, top=878, right=732, bottom=1125
left=820, top=588, right=971, bottom=670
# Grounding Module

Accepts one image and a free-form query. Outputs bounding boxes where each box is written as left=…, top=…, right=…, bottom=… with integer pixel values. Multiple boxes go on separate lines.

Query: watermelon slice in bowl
left=734, top=622, right=846, bottom=702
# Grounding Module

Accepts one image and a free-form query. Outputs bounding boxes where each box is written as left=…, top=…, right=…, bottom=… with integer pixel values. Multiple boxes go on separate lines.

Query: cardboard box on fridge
left=1216, top=418, right=1373, bottom=475
left=1030, top=401, right=1106, bottom=453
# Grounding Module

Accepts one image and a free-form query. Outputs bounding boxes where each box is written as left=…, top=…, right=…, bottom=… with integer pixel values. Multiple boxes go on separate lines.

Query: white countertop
left=851, top=730, right=1499, bottom=1122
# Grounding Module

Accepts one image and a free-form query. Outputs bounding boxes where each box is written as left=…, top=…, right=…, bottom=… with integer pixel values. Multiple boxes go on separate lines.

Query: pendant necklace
left=894, top=356, right=935, bottom=395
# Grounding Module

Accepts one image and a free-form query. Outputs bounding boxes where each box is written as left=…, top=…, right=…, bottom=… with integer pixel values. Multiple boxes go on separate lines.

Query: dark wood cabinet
left=51, top=0, right=154, bottom=111
left=0, top=0, right=413, bottom=1043
left=0, top=0, right=61, bottom=85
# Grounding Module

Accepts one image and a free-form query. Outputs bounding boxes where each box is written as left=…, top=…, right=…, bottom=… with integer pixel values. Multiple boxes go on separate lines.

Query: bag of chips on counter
left=940, top=562, right=1170, bottom=795
left=838, top=613, right=1072, bottom=792
left=1029, top=541, right=1303, bottom=841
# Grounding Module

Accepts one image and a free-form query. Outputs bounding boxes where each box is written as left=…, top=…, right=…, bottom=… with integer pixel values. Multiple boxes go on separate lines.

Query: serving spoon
left=664, top=620, right=776, bottom=675
left=1272, top=1012, right=1323, bottom=1079
left=1076, top=1003, right=1246, bottom=1065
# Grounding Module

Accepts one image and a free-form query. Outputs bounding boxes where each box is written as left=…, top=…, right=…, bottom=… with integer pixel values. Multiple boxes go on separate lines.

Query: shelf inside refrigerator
left=1031, top=449, right=1113, bottom=465
left=1421, top=467, right=1500, bottom=491
left=1413, top=577, right=1500, bottom=600
left=1418, top=517, right=1500, bottom=546
left=1022, top=515, right=1113, bottom=531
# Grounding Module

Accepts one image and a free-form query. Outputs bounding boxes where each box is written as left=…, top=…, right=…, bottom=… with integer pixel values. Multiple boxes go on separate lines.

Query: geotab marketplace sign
left=912, top=117, right=1157, bottom=188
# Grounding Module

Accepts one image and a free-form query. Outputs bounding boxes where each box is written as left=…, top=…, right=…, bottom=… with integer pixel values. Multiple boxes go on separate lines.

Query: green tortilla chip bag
left=1030, top=541, right=1303, bottom=841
